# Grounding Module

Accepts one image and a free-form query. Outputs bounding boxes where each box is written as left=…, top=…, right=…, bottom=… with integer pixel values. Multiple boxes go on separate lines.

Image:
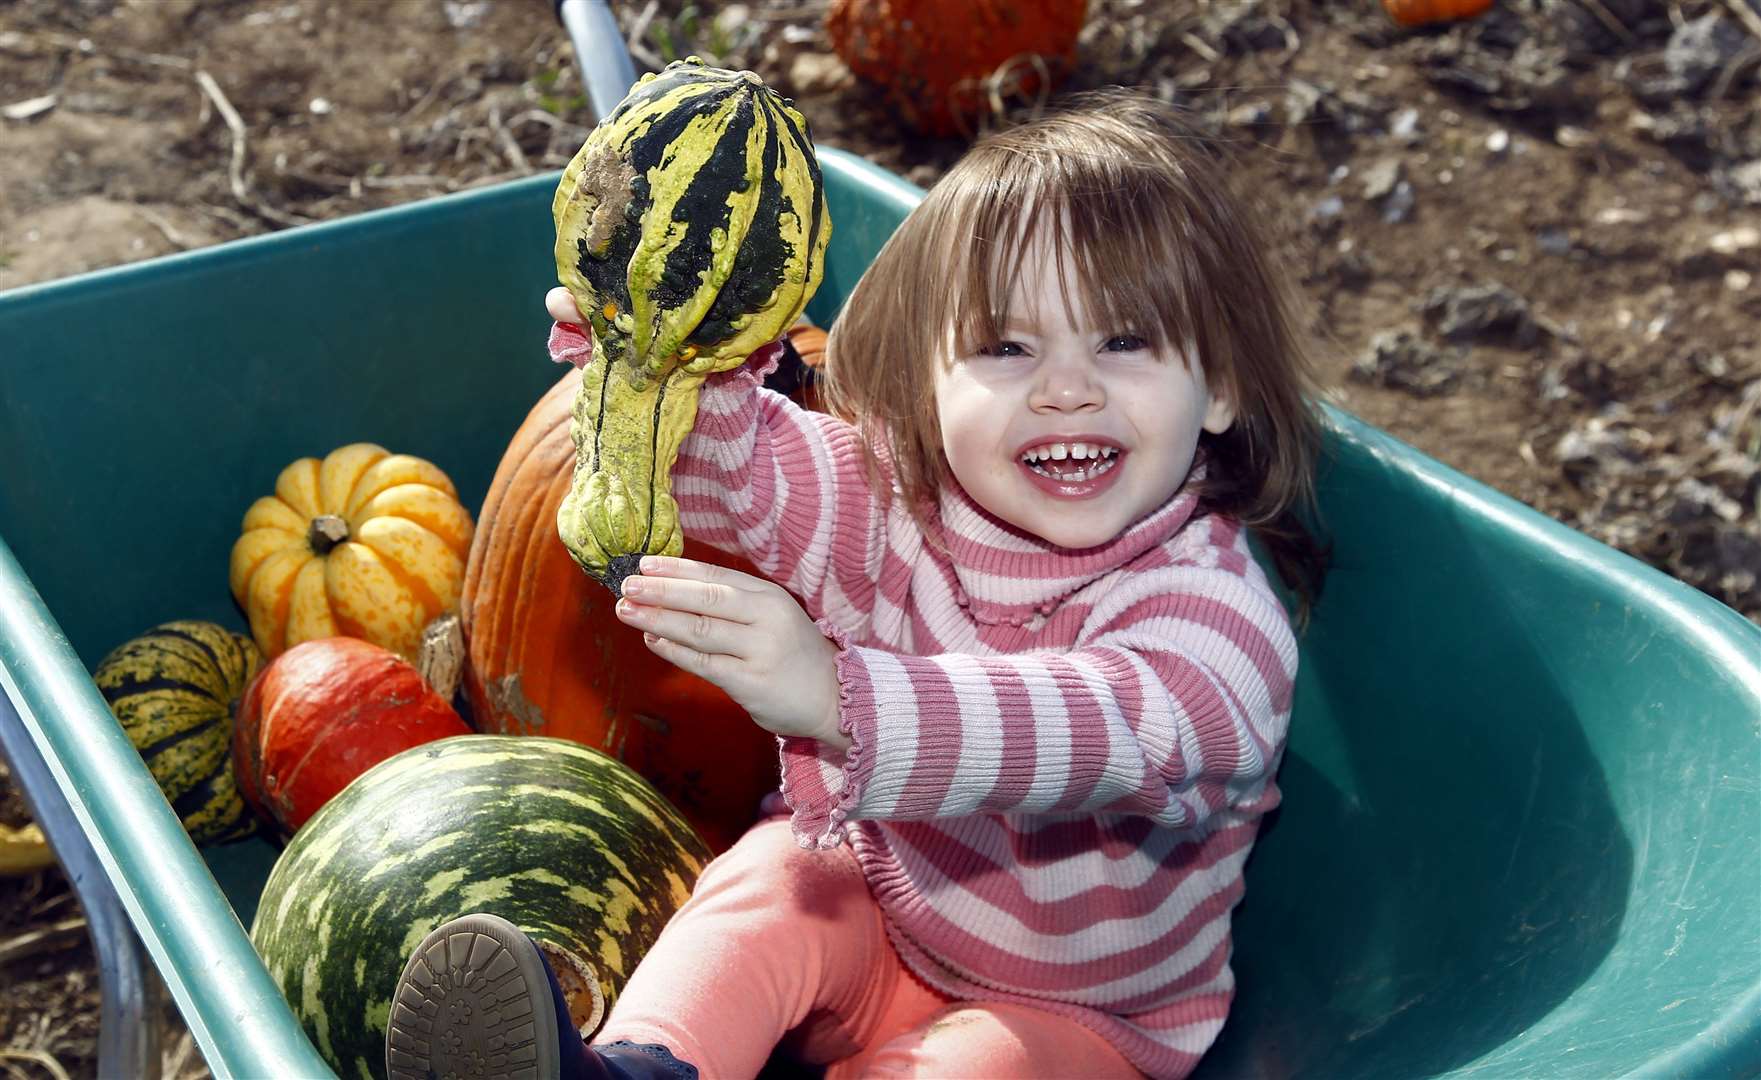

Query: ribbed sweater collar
left=929, top=468, right=1204, bottom=626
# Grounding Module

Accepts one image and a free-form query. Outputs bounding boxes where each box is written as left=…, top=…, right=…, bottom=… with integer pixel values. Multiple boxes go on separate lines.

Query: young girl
left=388, top=89, right=1326, bottom=1080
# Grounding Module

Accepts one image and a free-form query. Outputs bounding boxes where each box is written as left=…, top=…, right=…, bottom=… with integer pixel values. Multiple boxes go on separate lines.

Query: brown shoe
left=386, top=912, right=569, bottom=1080
left=387, top=913, right=699, bottom=1080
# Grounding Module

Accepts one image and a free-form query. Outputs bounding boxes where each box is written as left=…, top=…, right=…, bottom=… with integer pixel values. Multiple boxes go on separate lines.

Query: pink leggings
left=592, top=818, right=1143, bottom=1079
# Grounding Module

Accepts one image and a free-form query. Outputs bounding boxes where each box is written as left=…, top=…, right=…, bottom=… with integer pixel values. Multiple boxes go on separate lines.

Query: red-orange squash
left=1382, top=0, right=1494, bottom=26
left=233, top=637, right=470, bottom=837
left=461, top=366, right=783, bottom=853
left=826, top=0, right=1088, bottom=136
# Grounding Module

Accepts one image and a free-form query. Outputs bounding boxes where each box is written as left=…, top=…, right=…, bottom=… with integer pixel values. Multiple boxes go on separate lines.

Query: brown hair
left=821, top=89, right=1330, bottom=617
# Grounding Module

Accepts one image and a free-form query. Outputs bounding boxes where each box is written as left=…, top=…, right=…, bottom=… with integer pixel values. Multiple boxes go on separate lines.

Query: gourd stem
left=307, top=515, right=350, bottom=555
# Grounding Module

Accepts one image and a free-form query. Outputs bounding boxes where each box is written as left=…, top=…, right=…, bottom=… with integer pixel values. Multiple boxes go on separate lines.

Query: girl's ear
left=1202, top=386, right=1236, bottom=435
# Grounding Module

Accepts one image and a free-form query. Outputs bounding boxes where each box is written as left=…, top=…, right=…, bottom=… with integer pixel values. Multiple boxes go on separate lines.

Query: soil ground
left=1, top=0, right=1757, bottom=1076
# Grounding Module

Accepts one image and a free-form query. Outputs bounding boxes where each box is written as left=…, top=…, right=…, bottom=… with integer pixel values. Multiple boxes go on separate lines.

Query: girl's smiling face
left=933, top=236, right=1235, bottom=550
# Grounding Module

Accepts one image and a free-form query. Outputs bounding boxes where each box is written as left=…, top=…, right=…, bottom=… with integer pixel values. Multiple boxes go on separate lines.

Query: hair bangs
left=1062, top=175, right=1207, bottom=371
left=941, top=149, right=1207, bottom=371
left=942, top=166, right=1054, bottom=359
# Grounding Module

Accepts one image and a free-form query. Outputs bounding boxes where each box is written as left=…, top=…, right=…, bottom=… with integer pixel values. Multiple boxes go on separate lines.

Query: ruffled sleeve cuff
left=776, top=618, right=874, bottom=850
left=703, top=335, right=785, bottom=399
left=548, top=321, right=592, bottom=367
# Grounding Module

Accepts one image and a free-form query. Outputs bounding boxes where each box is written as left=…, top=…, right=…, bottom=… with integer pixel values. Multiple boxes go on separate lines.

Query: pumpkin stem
left=307, top=514, right=350, bottom=555
left=537, top=944, right=605, bottom=1038
left=417, top=613, right=466, bottom=705
left=596, top=554, right=644, bottom=598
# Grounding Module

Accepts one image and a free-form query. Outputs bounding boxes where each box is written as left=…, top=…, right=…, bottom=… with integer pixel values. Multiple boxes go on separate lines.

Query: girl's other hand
left=546, top=287, right=585, bottom=325
left=614, top=556, right=851, bottom=751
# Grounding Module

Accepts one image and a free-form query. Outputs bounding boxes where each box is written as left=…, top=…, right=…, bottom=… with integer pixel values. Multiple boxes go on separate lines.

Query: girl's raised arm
left=777, top=562, right=1298, bottom=848
left=549, top=317, right=893, bottom=628
left=671, top=345, right=892, bottom=626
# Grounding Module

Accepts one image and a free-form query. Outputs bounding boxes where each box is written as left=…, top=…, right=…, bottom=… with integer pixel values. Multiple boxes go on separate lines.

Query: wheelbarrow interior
left=0, top=150, right=1757, bottom=1079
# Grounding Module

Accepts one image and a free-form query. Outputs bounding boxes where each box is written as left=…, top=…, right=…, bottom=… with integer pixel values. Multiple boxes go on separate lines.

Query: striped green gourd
left=249, top=734, right=712, bottom=1080
left=92, top=620, right=262, bottom=844
left=553, top=56, right=830, bottom=593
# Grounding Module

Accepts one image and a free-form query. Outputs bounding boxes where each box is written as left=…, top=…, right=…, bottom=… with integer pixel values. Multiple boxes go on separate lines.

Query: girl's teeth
left=1021, top=443, right=1119, bottom=464
left=1024, top=456, right=1118, bottom=483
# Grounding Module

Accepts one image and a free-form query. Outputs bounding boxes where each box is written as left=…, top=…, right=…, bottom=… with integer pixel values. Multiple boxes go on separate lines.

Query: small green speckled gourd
left=93, top=620, right=263, bottom=845
left=553, top=57, right=830, bottom=593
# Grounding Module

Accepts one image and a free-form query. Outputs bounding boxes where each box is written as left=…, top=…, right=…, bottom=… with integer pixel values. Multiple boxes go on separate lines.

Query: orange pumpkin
left=780, top=325, right=830, bottom=413
left=1382, top=0, right=1494, bottom=26
left=461, top=366, right=784, bottom=853
left=826, top=0, right=1088, bottom=136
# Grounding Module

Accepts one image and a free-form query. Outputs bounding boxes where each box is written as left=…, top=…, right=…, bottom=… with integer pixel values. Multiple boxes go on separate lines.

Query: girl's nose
left=1028, top=353, right=1105, bottom=412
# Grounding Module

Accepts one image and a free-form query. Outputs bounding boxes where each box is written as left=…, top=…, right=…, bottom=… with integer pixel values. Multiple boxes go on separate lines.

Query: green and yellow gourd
left=553, top=57, right=829, bottom=593
left=93, top=621, right=263, bottom=845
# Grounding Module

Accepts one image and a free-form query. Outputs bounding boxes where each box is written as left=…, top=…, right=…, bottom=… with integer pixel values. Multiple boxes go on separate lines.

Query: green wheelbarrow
left=2, top=105, right=1758, bottom=1080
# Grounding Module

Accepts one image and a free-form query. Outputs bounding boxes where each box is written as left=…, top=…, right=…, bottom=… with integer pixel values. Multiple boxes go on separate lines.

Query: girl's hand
left=546, top=287, right=584, bottom=325
left=615, top=556, right=851, bottom=751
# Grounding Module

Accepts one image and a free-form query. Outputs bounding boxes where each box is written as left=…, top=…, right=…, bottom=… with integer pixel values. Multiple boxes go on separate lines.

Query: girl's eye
left=975, top=340, right=1027, bottom=358
left=1103, top=335, right=1149, bottom=354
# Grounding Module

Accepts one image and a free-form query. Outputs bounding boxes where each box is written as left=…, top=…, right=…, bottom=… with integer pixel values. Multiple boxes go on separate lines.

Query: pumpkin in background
left=827, top=0, right=1088, bottom=136
left=462, top=365, right=784, bottom=853
left=232, top=636, right=471, bottom=837
left=229, top=443, right=475, bottom=662
left=1382, top=0, right=1494, bottom=25
left=93, top=620, right=263, bottom=845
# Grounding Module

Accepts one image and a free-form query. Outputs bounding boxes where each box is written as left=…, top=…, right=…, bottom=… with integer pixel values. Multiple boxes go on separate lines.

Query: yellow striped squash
left=228, top=443, right=475, bottom=661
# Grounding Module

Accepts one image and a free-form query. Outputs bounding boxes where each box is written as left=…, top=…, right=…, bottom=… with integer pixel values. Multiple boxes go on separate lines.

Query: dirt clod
left=1352, top=328, right=1462, bottom=397
left=1422, top=282, right=1547, bottom=347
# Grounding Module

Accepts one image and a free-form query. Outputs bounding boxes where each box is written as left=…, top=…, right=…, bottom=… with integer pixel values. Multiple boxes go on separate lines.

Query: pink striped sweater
left=551, top=326, right=1299, bottom=1079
